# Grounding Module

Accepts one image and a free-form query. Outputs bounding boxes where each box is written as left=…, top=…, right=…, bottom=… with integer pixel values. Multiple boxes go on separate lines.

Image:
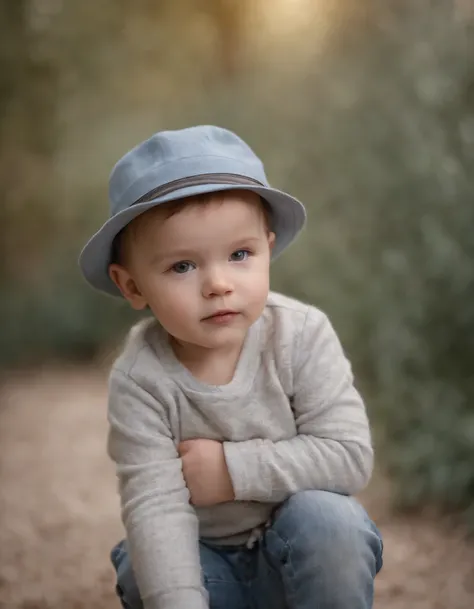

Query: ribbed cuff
left=223, top=440, right=269, bottom=502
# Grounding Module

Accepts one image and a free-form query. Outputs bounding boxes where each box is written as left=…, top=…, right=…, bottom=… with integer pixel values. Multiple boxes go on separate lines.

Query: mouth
left=202, top=310, right=240, bottom=323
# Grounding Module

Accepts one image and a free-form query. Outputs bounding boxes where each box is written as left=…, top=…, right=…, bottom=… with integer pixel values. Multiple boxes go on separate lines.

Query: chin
left=206, top=328, right=248, bottom=348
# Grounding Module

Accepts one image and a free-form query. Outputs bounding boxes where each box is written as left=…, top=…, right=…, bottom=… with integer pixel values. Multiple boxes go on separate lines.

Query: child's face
left=110, top=191, right=275, bottom=351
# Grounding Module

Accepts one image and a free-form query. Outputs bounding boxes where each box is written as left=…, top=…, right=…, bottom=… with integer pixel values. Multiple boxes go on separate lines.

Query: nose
left=202, top=267, right=234, bottom=298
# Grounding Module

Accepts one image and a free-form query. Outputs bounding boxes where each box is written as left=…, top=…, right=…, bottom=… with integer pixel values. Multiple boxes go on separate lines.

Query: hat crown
left=108, top=125, right=267, bottom=217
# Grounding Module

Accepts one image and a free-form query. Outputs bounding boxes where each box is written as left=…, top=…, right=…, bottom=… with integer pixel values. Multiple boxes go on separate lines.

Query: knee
left=273, top=491, right=383, bottom=573
left=278, top=490, right=368, bottom=533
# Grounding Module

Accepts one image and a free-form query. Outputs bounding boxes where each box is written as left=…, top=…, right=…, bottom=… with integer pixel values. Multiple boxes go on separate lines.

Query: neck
left=169, top=336, right=246, bottom=385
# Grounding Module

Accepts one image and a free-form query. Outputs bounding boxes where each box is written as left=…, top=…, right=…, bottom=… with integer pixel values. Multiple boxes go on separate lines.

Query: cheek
left=254, top=276, right=270, bottom=303
left=149, top=277, right=198, bottom=318
left=240, top=264, right=270, bottom=302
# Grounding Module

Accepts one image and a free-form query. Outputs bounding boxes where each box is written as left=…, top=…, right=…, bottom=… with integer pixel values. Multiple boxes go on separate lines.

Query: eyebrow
left=150, top=249, right=194, bottom=265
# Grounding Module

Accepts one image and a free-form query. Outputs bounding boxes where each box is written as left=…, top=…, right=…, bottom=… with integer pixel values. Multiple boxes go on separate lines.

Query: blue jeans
left=110, top=490, right=383, bottom=609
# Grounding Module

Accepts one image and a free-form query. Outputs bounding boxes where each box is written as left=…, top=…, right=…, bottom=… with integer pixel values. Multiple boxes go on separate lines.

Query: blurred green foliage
left=1, top=0, right=474, bottom=524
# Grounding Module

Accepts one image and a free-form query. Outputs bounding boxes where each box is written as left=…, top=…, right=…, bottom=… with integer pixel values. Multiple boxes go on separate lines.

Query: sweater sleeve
left=223, top=308, right=373, bottom=503
left=107, top=369, right=208, bottom=609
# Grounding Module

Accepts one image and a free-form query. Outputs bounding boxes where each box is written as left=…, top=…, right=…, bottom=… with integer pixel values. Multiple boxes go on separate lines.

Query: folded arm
left=223, top=309, right=373, bottom=503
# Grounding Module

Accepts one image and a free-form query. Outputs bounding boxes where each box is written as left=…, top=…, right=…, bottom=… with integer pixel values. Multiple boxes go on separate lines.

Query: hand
left=178, top=439, right=235, bottom=507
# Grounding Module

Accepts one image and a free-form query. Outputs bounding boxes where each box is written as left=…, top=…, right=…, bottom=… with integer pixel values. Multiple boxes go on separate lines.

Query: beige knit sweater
left=107, top=291, right=373, bottom=609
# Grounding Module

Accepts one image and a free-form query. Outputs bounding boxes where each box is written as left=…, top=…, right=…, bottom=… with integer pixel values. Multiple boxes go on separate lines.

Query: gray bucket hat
left=79, top=125, right=306, bottom=296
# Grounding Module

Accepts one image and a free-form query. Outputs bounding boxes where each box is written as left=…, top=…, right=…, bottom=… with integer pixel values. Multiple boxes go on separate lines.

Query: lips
left=204, top=309, right=237, bottom=319
left=202, top=310, right=239, bottom=323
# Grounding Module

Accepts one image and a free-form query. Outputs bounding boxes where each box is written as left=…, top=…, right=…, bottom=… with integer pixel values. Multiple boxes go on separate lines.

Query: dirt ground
left=1, top=367, right=473, bottom=609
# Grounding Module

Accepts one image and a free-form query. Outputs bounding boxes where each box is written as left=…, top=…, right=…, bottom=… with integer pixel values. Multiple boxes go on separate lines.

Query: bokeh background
left=1, top=1, right=474, bottom=607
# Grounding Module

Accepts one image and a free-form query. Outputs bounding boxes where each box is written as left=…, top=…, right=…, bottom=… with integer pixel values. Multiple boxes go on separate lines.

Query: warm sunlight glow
left=261, top=0, right=324, bottom=33
left=256, top=0, right=334, bottom=60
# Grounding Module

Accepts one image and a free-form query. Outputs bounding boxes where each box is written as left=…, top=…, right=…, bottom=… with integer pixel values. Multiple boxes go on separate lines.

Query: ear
left=267, top=231, right=276, bottom=250
left=108, top=263, right=148, bottom=310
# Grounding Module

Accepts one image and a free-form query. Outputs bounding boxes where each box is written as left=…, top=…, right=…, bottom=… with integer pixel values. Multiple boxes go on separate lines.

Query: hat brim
left=79, top=183, right=306, bottom=297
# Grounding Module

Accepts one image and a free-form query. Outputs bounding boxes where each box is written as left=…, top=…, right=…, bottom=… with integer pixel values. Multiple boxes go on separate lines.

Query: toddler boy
left=79, top=125, right=383, bottom=609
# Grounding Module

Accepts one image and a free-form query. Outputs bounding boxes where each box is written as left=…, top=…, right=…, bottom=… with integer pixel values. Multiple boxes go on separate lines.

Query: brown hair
left=110, top=191, right=272, bottom=267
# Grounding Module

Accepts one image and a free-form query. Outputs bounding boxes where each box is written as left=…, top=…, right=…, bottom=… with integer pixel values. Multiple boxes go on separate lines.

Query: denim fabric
left=110, top=490, right=383, bottom=609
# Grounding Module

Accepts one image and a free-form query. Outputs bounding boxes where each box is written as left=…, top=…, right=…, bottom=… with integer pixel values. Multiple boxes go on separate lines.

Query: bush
left=0, top=250, right=140, bottom=368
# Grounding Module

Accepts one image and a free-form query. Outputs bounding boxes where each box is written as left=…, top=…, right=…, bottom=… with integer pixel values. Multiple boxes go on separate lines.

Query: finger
left=178, top=440, right=192, bottom=455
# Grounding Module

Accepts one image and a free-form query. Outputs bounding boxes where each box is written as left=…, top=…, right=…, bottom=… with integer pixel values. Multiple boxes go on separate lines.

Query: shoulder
left=263, top=291, right=330, bottom=340
left=112, top=317, right=158, bottom=376
left=258, top=293, right=332, bottom=389
left=109, top=317, right=173, bottom=399
left=107, top=318, right=178, bottom=434
left=262, top=291, right=344, bottom=366
left=262, top=294, right=352, bottom=394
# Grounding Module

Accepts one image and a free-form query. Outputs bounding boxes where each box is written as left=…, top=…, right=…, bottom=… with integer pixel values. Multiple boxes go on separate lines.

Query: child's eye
left=230, top=249, right=250, bottom=262
left=171, top=261, right=195, bottom=274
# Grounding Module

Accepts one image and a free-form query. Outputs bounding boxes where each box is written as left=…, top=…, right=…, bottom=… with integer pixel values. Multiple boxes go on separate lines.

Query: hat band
left=133, top=173, right=265, bottom=205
